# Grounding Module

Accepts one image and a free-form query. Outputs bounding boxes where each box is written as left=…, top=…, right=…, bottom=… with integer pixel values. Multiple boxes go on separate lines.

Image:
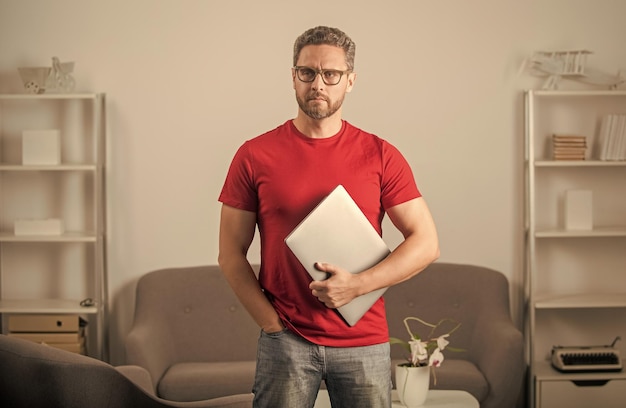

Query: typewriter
left=551, top=337, right=623, bottom=373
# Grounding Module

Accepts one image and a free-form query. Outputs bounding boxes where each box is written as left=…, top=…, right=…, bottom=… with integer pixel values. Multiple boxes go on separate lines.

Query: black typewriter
left=551, top=337, right=623, bottom=373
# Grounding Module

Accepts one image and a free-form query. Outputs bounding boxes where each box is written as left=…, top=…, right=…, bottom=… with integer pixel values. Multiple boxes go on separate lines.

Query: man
left=218, top=26, right=439, bottom=408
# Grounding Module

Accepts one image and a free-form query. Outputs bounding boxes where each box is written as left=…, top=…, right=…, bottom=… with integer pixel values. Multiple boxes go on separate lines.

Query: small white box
left=14, top=218, right=64, bottom=236
left=22, top=129, right=61, bottom=165
left=565, top=190, right=593, bottom=230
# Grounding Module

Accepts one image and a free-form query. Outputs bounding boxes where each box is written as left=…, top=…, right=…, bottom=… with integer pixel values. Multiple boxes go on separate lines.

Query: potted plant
left=390, top=316, right=461, bottom=407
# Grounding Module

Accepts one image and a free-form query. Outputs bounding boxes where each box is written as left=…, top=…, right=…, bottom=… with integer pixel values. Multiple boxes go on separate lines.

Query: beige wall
left=1, top=0, right=625, bottom=364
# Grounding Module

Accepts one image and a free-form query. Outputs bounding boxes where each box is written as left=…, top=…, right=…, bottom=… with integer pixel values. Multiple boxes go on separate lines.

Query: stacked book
left=596, top=114, right=626, bottom=161
left=7, top=314, right=86, bottom=354
left=552, top=134, right=587, bottom=160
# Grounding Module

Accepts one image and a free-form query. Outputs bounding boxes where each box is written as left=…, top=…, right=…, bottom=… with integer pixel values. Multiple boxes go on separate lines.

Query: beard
left=296, top=92, right=344, bottom=120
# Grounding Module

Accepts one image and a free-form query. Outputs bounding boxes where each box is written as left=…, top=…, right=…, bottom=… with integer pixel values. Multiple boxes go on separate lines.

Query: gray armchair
left=0, top=334, right=252, bottom=408
left=385, top=262, right=525, bottom=408
left=125, top=265, right=260, bottom=402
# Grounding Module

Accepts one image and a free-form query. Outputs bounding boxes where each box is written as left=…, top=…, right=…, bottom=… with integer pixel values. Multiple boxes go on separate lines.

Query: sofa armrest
left=125, top=323, right=177, bottom=391
left=163, top=394, right=254, bottom=408
left=116, top=364, right=155, bottom=395
left=470, top=317, right=524, bottom=407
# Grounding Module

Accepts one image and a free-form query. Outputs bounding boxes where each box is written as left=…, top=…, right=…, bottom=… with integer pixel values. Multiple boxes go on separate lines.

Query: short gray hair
left=293, top=26, right=356, bottom=71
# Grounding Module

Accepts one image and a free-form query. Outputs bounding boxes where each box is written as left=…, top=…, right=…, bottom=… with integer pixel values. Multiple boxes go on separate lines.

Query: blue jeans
left=253, top=329, right=392, bottom=408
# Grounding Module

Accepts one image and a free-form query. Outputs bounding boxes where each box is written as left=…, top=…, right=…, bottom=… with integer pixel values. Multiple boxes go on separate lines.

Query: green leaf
left=389, top=337, right=411, bottom=353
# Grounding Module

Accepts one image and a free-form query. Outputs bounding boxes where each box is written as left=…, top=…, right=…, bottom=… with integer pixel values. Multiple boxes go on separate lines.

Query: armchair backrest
left=385, top=262, right=513, bottom=361
left=130, top=265, right=259, bottom=363
left=1, top=335, right=254, bottom=408
left=0, top=335, right=159, bottom=408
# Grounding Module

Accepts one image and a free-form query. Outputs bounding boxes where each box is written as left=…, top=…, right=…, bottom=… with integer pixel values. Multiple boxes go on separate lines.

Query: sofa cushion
left=392, top=359, right=488, bottom=403
left=158, top=361, right=256, bottom=402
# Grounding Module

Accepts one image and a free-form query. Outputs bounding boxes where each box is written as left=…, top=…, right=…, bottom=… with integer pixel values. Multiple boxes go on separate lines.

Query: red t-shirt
left=219, top=120, right=421, bottom=347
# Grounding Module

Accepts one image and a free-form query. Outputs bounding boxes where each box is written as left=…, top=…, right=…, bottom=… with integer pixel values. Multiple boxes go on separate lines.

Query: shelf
left=0, top=231, right=97, bottom=242
left=0, top=298, right=98, bottom=314
left=0, top=164, right=97, bottom=171
left=534, top=293, right=626, bottom=309
left=534, top=160, right=626, bottom=167
left=534, top=227, right=626, bottom=238
left=0, top=93, right=101, bottom=100
left=529, top=90, right=626, bottom=97
left=534, top=360, right=626, bottom=381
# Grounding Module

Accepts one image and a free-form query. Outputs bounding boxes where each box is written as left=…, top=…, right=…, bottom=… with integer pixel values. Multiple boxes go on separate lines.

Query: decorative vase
left=395, top=364, right=430, bottom=407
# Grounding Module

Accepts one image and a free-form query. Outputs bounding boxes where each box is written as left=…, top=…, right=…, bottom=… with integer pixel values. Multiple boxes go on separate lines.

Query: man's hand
left=309, top=262, right=360, bottom=308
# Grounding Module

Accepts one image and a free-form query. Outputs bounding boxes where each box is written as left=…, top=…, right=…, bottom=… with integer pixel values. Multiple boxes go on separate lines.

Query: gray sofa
left=0, top=334, right=253, bottom=408
left=126, top=262, right=524, bottom=408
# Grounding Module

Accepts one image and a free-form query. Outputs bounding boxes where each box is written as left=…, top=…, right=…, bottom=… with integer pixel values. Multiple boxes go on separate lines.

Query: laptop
left=284, top=185, right=390, bottom=326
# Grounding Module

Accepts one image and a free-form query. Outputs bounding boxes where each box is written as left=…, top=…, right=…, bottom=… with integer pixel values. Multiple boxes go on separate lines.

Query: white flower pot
left=395, top=364, right=430, bottom=407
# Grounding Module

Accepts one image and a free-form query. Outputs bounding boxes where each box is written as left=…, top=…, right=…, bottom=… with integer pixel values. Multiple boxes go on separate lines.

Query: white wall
left=1, top=0, right=625, bottom=364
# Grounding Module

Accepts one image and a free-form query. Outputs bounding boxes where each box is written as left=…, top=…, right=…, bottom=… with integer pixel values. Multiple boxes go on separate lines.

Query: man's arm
left=310, top=196, right=439, bottom=308
left=218, top=204, right=284, bottom=333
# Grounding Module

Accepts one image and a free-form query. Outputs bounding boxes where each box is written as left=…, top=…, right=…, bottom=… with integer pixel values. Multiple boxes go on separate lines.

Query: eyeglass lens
left=296, top=67, right=344, bottom=85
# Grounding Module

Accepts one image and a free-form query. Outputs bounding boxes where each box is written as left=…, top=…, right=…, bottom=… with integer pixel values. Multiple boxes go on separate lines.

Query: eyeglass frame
left=293, top=66, right=352, bottom=85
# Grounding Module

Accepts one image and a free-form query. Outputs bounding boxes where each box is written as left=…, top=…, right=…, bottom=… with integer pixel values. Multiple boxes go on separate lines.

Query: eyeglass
left=293, top=66, right=351, bottom=85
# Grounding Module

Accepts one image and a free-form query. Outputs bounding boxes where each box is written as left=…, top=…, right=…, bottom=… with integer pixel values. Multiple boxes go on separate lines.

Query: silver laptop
left=284, top=185, right=390, bottom=326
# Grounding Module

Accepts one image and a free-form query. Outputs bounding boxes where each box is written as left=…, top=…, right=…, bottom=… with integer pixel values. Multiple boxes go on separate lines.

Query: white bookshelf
left=524, top=90, right=626, bottom=408
left=0, top=93, right=107, bottom=360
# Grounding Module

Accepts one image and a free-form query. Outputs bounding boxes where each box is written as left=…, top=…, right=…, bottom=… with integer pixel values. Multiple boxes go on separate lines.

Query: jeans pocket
left=261, top=327, right=289, bottom=338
